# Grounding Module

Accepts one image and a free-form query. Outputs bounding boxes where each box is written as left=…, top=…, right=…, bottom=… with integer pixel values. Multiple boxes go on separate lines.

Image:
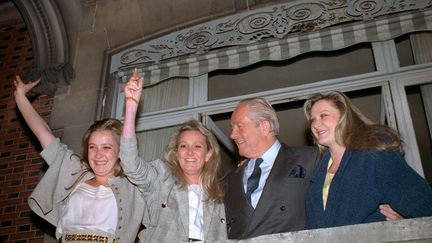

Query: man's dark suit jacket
left=224, top=143, right=320, bottom=239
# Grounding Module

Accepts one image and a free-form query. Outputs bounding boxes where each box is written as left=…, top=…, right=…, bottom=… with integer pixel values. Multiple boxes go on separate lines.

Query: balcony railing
left=230, top=216, right=432, bottom=242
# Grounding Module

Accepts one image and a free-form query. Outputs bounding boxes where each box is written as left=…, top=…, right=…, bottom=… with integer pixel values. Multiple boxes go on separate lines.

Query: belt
left=64, top=234, right=116, bottom=243
left=188, top=238, right=201, bottom=242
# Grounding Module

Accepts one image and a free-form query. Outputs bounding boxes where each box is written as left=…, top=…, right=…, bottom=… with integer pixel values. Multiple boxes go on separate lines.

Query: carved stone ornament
left=110, top=0, right=432, bottom=71
left=22, top=63, right=74, bottom=96
left=13, top=0, right=72, bottom=95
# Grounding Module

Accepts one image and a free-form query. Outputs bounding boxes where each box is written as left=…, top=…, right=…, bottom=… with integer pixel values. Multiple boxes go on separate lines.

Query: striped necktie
left=245, top=158, right=263, bottom=205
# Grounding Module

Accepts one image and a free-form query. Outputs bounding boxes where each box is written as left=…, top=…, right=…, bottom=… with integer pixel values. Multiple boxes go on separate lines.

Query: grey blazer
left=120, top=137, right=227, bottom=243
left=28, top=138, right=144, bottom=243
left=224, top=143, right=320, bottom=239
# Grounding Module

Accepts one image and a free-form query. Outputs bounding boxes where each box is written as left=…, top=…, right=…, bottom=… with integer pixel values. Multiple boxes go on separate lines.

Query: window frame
left=110, top=37, right=432, bottom=178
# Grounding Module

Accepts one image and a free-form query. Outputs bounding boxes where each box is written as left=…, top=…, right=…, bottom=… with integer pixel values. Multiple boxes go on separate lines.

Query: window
left=109, top=8, right=432, bottom=183
left=406, top=84, right=432, bottom=182
left=208, top=43, right=376, bottom=100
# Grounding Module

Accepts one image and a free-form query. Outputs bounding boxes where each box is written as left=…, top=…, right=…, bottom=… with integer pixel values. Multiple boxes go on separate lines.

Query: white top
left=57, top=182, right=118, bottom=236
left=243, top=140, right=281, bottom=208
left=188, top=184, right=204, bottom=240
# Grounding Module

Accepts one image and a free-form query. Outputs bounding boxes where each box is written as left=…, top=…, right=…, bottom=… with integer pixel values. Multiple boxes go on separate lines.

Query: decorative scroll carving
left=23, top=62, right=74, bottom=96
left=13, top=0, right=72, bottom=95
left=111, top=0, right=432, bottom=71
left=347, top=0, right=386, bottom=17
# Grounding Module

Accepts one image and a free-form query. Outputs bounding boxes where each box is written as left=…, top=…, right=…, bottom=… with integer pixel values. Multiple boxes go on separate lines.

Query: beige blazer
left=28, top=138, right=144, bottom=243
left=120, top=137, right=227, bottom=243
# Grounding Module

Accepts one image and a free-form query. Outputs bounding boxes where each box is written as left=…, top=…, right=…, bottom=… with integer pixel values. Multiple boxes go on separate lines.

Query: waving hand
left=123, top=68, right=144, bottom=139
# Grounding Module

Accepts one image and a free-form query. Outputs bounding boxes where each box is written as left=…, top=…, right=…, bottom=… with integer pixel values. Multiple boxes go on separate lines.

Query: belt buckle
left=64, top=233, right=114, bottom=243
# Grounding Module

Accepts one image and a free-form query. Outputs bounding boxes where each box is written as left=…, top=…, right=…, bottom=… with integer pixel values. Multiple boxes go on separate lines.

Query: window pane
left=344, top=88, right=382, bottom=124
left=208, top=43, right=375, bottom=100
left=406, top=84, right=432, bottom=184
left=395, top=34, right=415, bottom=67
left=396, top=32, right=432, bottom=67
left=137, top=77, right=189, bottom=114
left=137, top=126, right=177, bottom=161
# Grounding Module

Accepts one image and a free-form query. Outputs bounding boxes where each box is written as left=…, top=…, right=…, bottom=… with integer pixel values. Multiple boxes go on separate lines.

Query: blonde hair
left=164, top=120, right=224, bottom=203
left=303, top=91, right=403, bottom=153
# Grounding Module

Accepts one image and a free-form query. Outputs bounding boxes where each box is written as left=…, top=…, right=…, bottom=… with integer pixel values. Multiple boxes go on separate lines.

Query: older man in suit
left=224, top=97, right=321, bottom=239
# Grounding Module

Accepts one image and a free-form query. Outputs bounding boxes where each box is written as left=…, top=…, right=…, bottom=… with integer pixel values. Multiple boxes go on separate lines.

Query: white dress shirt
left=243, top=140, right=281, bottom=208
left=57, top=182, right=117, bottom=236
left=188, top=184, right=204, bottom=240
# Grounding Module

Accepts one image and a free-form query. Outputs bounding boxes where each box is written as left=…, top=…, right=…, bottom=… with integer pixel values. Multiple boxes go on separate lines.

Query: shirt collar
left=260, top=139, right=281, bottom=163
left=247, top=139, right=281, bottom=168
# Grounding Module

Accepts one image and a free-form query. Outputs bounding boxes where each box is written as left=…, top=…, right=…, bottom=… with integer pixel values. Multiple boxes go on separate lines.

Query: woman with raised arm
left=14, top=75, right=144, bottom=243
left=303, top=91, right=432, bottom=229
left=120, top=68, right=227, bottom=242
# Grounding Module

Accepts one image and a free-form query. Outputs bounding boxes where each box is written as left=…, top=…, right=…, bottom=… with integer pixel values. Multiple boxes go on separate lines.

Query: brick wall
left=0, top=22, right=53, bottom=242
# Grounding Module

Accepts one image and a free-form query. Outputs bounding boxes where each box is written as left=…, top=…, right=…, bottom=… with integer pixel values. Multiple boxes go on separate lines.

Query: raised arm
left=14, top=76, right=55, bottom=149
left=122, top=68, right=143, bottom=139
left=120, top=68, right=166, bottom=191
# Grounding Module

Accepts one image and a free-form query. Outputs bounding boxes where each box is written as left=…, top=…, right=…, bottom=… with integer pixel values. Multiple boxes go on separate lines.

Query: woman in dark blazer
left=303, top=91, right=432, bottom=229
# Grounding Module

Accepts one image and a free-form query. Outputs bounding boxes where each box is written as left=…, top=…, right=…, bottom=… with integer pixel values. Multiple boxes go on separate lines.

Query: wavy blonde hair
left=164, top=120, right=224, bottom=203
left=303, top=91, right=403, bottom=153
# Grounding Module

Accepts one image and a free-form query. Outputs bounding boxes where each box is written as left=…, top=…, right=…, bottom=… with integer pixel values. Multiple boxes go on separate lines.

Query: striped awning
left=116, top=9, right=432, bottom=86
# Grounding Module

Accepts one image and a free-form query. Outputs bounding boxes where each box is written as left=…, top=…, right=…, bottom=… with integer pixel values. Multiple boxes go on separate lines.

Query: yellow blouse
left=322, top=158, right=335, bottom=210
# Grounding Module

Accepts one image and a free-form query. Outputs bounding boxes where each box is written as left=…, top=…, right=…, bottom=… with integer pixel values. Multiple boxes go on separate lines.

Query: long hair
left=164, top=120, right=224, bottom=203
left=303, top=91, right=403, bottom=153
left=80, top=118, right=124, bottom=177
left=238, top=97, right=280, bottom=135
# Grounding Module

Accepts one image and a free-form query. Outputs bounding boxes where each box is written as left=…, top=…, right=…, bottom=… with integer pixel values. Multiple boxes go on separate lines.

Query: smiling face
left=310, top=99, right=342, bottom=149
left=230, top=104, right=271, bottom=159
left=176, top=130, right=212, bottom=182
left=87, top=130, right=120, bottom=180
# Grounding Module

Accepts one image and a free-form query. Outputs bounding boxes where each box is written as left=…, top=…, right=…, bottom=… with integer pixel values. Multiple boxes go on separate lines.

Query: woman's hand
left=380, top=204, right=404, bottom=220
left=122, top=68, right=144, bottom=139
left=124, top=68, right=144, bottom=106
left=14, top=75, right=40, bottom=97
left=13, top=75, right=54, bottom=148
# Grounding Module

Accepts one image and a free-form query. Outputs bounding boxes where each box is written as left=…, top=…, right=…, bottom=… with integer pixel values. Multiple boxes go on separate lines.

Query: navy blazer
left=306, top=149, right=432, bottom=229
left=225, top=143, right=320, bottom=239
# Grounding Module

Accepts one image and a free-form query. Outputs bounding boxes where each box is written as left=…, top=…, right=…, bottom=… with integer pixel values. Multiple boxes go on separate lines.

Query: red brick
left=0, top=20, right=49, bottom=242
left=0, top=225, right=15, bottom=235
left=9, top=231, right=36, bottom=240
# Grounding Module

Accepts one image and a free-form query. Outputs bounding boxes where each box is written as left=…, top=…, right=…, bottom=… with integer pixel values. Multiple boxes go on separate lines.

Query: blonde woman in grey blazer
left=14, top=76, right=144, bottom=243
left=120, top=69, right=227, bottom=243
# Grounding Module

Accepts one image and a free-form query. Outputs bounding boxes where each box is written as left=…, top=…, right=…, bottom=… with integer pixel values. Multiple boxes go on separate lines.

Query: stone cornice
left=110, top=0, right=432, bottom=71
left=13, top=0, right=73, bottom=95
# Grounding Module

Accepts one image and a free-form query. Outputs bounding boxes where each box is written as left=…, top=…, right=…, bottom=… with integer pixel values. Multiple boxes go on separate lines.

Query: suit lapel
left=173, top=183, right=189, bottom=237
left=251, top=145, right=299, bottom=224
left=232, top=161, right=252, bottom=205
left=255, top=145, right=298, bottom=208
left=203, top=198, right=214, bottom=239
left=308, top=150, right=329, bottom=225
left=323, top=149, right=352, bottom=226
left=228, top=161, right=255, bottom=238
left=175, top=184, right=217, bottom=240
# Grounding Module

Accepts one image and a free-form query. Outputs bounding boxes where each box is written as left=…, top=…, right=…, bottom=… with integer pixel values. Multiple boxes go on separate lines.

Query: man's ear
left=261, top=120, right=272, bottom=135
